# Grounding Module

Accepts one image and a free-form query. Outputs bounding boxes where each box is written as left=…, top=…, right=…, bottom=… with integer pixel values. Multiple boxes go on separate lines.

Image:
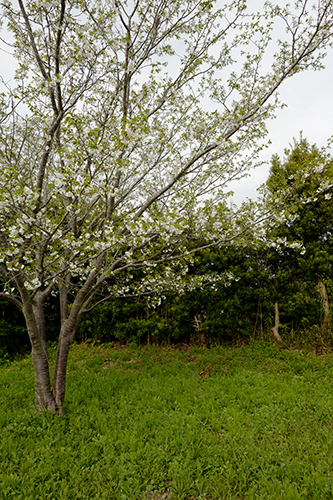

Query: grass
left=1, top=342, right=333, bottom=499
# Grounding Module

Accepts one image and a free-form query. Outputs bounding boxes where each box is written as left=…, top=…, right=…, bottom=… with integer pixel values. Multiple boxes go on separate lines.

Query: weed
left=1, top=343, right=333, bottom=499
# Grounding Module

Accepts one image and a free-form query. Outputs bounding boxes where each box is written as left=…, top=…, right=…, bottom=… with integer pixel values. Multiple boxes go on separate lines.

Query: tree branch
left=0, top=293, right=23, bottom=310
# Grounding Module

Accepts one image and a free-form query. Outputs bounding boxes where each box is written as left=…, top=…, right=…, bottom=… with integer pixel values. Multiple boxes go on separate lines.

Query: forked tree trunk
left=272, top=300, right=282, bottom=344
left=20, top=261, right=103, bottom=413
left=318, top=279, right=330, bottom=331
left=193, top=314, right=205, bottom=346
left=21, top=287, right=80, bottom=414
left=27, top=320, right=78, bottom=414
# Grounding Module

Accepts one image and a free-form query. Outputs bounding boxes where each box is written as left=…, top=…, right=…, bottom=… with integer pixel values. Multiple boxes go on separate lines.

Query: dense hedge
left=1, top=240, right=330, bottom=360
left=75, top=244, right=326, bottom=347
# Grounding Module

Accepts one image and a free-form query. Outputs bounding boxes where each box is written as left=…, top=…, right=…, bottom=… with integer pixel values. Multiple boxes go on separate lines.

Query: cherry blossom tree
left=1, top=0, right=333, bottom=413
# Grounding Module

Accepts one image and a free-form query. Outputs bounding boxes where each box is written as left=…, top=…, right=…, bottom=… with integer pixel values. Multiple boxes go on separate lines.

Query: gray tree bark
left=318, top=279, right=330, bottom=331
left=22, top=293, right=57, bottom=412
left=20, top=284, right=83, bottom=414
left=272, top=300, right=282, bottom=344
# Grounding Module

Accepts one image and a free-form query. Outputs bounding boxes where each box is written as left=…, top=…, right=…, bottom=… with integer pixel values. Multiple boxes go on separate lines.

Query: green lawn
left=1, top=342, right=333, bottom=499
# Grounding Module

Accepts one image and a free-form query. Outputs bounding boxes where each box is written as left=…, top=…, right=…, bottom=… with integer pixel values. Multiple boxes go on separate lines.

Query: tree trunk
left=53, top=332, right=73, bottom=411
left=22, top=293, right=57, bottom=412
left=53, top=288, right=82, bottom=411
left=31, top=347, right=57, bottom=412
left=272, top=300, right=282, bottom=344
left=318, top=279, right=330, bottom=331
left=21, top=285, right=79, bottom=414
left=20, top=267, right=100, bottom=413
left=193, top=314, right=205, bottom=346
